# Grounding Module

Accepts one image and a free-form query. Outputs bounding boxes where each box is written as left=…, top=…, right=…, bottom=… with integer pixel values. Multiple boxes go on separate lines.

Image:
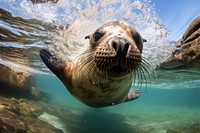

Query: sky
left=153, top=0, right=200, bottom=41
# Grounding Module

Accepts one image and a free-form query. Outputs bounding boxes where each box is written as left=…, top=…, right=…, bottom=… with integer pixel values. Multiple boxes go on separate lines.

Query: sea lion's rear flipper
left=125, top=89, right=141, bottom=102
left=40, top=49, right=66, bottom=79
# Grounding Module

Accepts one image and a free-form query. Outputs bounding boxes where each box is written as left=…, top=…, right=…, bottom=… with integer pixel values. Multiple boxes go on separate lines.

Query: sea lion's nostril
left=112, top=41, right=117, bottom=52
left=112, top=38, right=129, bottom=57
left=124, top=42, right=129, bottom=54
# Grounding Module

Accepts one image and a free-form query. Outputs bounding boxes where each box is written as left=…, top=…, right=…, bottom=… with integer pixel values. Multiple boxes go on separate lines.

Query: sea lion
left=40, top=21, right=149, bottom=107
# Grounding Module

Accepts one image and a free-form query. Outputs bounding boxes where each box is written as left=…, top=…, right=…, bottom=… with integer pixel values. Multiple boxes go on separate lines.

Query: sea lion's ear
left=143, top=38, right=147, bottom=42
left=85, top=35, right=90, bottom=39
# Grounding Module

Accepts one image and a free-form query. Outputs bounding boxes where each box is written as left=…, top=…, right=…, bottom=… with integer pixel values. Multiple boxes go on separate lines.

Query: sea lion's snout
left=94, top=36, right=142, bottom=73
left=108, top=37, right=141, bottom=72
left=111, top=37, right=130, bottom=58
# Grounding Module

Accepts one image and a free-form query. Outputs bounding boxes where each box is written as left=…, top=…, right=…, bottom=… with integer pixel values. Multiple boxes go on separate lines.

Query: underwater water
left=0, top=0, right=200, bottom=133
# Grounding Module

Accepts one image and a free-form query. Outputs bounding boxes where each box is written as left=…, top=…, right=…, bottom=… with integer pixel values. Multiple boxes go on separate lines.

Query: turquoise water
left=0, top=0, right=200, bottom=133
left=31, top=70, right=200, bottom=133
left=33, top=72, right=200, bottom=108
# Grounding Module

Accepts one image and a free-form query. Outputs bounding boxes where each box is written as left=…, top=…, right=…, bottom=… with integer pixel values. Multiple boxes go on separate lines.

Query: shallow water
left=0, top=0, right=200, bottom=133
left=33, top=73, right=200, bottom=133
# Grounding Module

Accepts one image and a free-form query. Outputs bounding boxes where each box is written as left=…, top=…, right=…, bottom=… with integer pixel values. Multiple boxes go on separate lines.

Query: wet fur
left=40, top=21, right=150, bottom=107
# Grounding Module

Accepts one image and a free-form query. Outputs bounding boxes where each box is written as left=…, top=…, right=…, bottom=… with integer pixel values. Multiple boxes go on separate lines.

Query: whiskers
left=78, top=49, right=96, bottom=75
left=133, top=57, right=156, bottom=92
left=77, top=46, right=155, bottom=91
left=77, top=46, right=109, bottom=81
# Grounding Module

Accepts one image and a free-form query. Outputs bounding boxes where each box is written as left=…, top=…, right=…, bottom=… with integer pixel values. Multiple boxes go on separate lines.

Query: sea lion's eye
left=133, top=33, right=142, bottom=44
left=93, top=32, right=102, bottom=41
left=133, top=33, right=143, bottom=52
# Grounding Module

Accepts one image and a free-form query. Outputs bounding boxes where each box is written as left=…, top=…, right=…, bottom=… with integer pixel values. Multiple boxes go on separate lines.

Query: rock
left=0, top=63, right=31, bottom=90
left=0, top=109, right=27, bottom=133
left=19, top=100, right=42, bottom=118
left=0, top=63, right=35, bottom=98
left=0, top=104, right=6, bottom=109
left=31, top=87, right=41, bottom=97
left=160, top=16, right=200, bottom=69
left=30, top=87, right=50, bottom=101
left=0, top=64, right=50, bottom=101
left=182, top=16, right=200, bottom=41
left=23, top=117, right=63, bottom=133
left=31, top=0, right=59, bottom=4
left=38, top=112, right=66, bottom=133
left=167, top=121, right=200, bottom=133
left=0, top=96, right=64, bottom=133
left=190, top=121, right=200, bottom=132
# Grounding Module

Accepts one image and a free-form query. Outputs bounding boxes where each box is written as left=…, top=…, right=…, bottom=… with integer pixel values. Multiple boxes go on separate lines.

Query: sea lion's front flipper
left=125, top=89, right=141, bottom=102
left=40, top=49, right=66, bottom=80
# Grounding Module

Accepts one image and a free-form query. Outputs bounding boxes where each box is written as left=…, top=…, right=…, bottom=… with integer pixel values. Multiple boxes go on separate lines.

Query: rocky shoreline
left=0, top=96, right=64, bottom=133
left=159, top=16, right=200, bottom=69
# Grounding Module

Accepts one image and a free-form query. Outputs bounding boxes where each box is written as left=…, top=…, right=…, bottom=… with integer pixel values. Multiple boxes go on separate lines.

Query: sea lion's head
left=85, top=21, right=146, bottom=75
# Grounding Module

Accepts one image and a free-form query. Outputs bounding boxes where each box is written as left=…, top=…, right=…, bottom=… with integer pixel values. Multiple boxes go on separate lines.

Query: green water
left=32, top=71, right=200, bottom=133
